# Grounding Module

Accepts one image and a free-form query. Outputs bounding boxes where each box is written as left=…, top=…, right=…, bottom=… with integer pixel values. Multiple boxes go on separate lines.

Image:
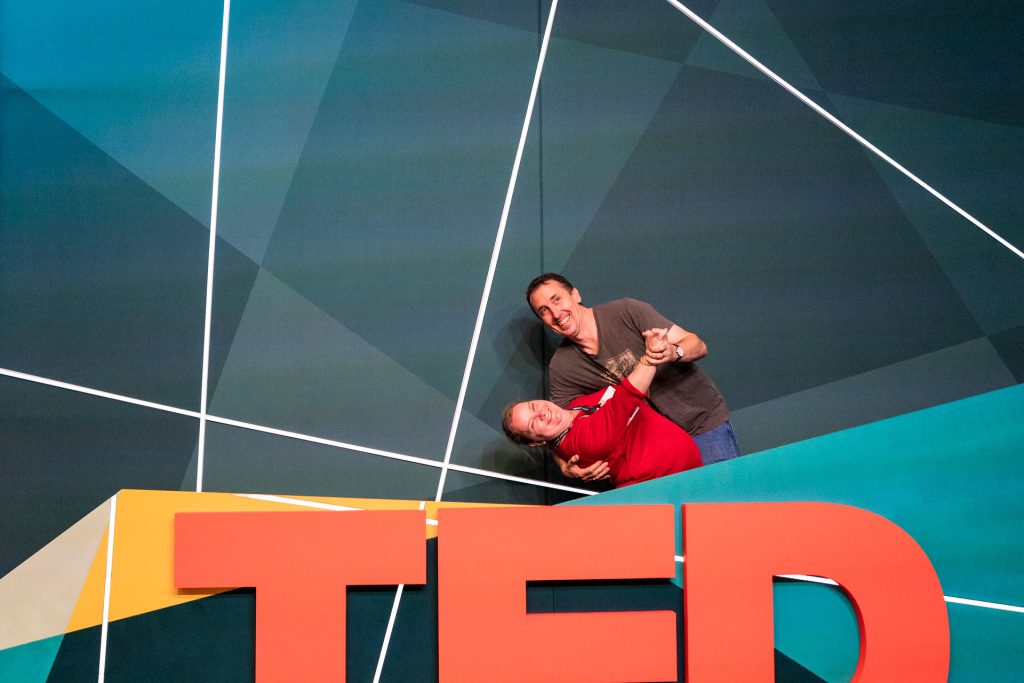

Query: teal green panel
left=770, top=583, right=1024, bottom=682
left=565, top=385, right=1024, bottom=679
left=773, top=582, right=859, bottom=681
left=0, top=635, right=63, bottom=683
left=768, top=587, right=1024, bottom=682
left=570, top=384, right=1024, bottom=603
left=947, top=602, right=1024, bottom=682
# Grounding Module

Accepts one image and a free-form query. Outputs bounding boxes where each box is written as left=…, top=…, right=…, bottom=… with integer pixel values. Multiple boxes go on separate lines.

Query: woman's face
left=508, top=400, right=573, bottom=445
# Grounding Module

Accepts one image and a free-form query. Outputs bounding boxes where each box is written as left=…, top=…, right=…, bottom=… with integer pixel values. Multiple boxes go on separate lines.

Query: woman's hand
left=559, top=454, right=611, bottom=482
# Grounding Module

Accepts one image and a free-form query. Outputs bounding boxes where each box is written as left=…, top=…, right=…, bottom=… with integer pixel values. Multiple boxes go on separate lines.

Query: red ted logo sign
left=174, top=503, right=950, bottom=682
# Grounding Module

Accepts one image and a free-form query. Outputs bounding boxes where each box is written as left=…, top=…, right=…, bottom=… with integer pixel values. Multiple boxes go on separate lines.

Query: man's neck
left=570, top=306, right=599, bottom=355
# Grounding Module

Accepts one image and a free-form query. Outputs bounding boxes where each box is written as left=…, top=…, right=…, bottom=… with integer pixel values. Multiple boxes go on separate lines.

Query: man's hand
left=558, top=454, right=610, bottom=482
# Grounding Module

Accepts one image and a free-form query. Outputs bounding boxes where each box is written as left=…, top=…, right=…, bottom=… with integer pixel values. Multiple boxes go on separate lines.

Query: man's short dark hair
left=501, top=402, right=535, bottom=446
left=525, top=273, right=574, bottom=304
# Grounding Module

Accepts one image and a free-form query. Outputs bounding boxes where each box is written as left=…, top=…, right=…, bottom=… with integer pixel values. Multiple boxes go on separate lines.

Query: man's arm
left=620, top=299, right=707, bottom=365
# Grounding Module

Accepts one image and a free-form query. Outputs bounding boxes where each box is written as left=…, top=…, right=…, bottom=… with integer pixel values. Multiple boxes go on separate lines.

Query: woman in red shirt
left=502, top=329, right=703, bottom=487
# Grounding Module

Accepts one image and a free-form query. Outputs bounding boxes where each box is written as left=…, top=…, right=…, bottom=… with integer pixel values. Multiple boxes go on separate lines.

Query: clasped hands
left=642, top=327, right=674, bottom=365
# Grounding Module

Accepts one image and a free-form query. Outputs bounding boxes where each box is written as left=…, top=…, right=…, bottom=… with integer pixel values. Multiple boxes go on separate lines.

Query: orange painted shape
left=683, top=502, right=950, bottom=682
left=175, top=510, right=426, bottom=683
left=438, top=505, right=677, bottom=682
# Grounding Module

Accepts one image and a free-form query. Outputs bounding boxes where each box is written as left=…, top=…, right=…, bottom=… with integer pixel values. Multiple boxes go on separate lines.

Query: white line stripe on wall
left=372, top=584, right=407, bottom=683
left=432, top=0, right=563, bottom=503
left=1, top=367, right=597, bottom=495
left=663, top=0, right=1024, bottom=262
left=777, top=575, right=1024, bottom=615
left=0, top=368, right=201, bottom=419
left=197, top=0, right=234, bottom=493
left=205, top=413, right=443, bottom=468
left=447, top=461, right=595, bottom=495
left=680, top=560, right=1024, bottom=614
left=234, top=493, right=362, bottom=511
left=97, top=494, right=117, bottom=683
left=943, top=596, right=1024, bottom=614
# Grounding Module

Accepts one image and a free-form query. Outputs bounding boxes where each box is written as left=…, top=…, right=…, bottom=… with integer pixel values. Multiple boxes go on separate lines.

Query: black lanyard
left=549, top=404, right=599, bottom=449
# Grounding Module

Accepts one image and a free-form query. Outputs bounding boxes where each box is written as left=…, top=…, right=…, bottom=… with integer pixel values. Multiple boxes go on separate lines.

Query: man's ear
left=572, top=288, right=582, bottom=303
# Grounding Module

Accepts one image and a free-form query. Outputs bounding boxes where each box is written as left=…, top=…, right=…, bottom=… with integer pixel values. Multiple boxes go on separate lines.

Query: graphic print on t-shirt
left=602, top=348, right=637, bottom=384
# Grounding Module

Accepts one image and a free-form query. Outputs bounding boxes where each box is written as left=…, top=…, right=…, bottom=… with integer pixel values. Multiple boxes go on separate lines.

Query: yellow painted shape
left=81, top=490, right=436, bottom=629
left=65, top=489, right=532, bottom=631
left=65, top=527, right=110, bottom=633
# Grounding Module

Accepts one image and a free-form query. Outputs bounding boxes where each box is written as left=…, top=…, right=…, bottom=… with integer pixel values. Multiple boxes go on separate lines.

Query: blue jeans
left=692, top=419, right=741, bottom=465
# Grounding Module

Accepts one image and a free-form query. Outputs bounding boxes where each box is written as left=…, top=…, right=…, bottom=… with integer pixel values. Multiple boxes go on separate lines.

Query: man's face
left=508, top=400, right=572, bottom=445
left=529, top=281, right=584, bottom=339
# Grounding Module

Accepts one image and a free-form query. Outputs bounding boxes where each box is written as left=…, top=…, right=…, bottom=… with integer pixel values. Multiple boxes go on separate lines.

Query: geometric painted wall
left=3, top=0, right=1022, bottom=679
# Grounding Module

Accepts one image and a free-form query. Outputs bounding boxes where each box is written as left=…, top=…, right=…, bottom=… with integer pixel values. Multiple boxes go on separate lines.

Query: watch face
left=675, top=345, right=684, bottom=357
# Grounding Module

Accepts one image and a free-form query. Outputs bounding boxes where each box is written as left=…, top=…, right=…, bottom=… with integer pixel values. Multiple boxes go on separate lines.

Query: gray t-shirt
left=548, top=298, right=729, bottom=435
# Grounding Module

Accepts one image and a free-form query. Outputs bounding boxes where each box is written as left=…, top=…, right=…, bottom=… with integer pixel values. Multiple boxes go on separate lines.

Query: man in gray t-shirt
left=527, top=273, right=740, bottom=481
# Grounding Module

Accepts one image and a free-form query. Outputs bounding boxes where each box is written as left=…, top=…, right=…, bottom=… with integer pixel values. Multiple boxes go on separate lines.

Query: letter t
left=175, top=510, right=425, bottom=683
